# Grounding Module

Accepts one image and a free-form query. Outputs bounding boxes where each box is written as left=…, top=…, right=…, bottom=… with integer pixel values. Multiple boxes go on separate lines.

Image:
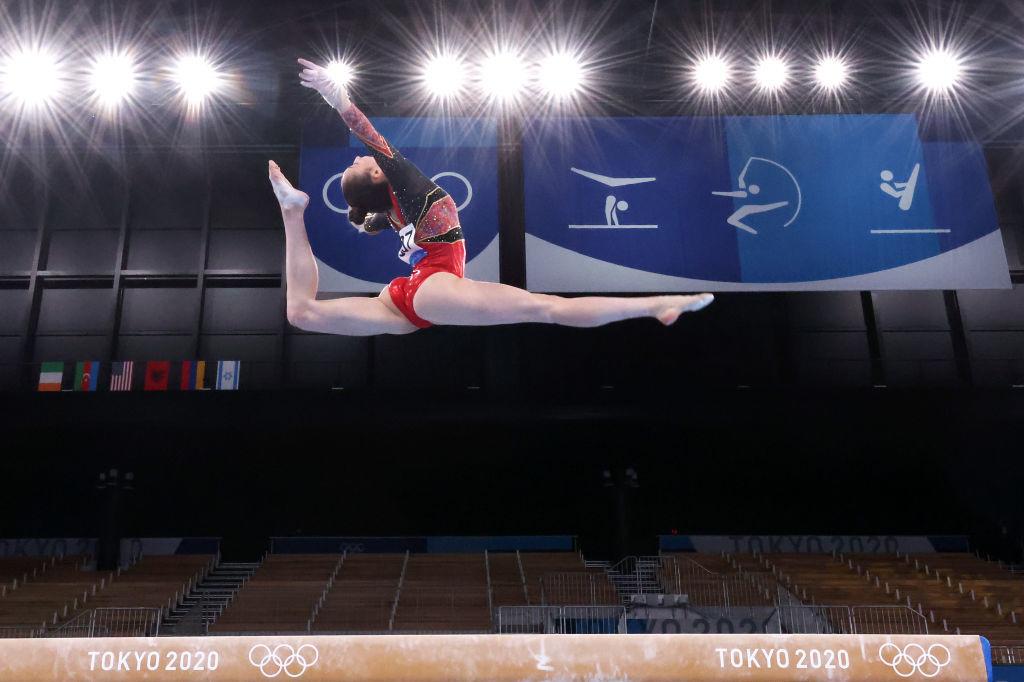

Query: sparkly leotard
left=339, top=102, right=466, bottom=328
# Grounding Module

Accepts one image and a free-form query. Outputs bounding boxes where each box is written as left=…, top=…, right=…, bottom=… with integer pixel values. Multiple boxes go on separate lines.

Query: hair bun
left=348, top=207, right=368, bottom=226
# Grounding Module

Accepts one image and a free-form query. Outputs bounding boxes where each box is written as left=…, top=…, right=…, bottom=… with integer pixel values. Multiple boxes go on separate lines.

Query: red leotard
left=339, top=103, right=465, bottom=328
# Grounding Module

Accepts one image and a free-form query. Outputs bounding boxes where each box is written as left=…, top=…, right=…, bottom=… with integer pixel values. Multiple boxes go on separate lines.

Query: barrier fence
left=49, top=608, right=162, bottom=638
left=538, top=573, right=620, bottom=607
left=0, top=633, right=992, bottom=681
left=660, top=556, right=780, bottom=611
left=776, top=605, right=928, bottom=635
left=992, top=645, right=1024, bottom=665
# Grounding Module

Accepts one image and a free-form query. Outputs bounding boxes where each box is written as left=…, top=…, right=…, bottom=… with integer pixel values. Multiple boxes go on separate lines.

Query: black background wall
left=0, top=0, right=1023, bottom=559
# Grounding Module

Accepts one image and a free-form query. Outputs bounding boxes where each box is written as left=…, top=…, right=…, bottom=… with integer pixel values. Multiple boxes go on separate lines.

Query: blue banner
left=995, top=666, right=1024, bottom=682
left=524, top=115, right=1010, bottom=291
left=300, top=116, right=499, bottom=292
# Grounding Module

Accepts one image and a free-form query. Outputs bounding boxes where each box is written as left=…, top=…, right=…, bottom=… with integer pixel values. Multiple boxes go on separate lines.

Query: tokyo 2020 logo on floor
left=878, top=642, right=951, bottom=678
left=248, top=643, right=319, bottom=678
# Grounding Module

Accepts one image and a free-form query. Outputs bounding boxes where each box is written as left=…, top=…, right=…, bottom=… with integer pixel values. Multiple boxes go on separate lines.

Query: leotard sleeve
left=339, top=102, right=461, bottom=242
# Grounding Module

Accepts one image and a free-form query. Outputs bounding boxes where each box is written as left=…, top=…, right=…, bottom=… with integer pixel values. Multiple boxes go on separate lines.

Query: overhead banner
left=300, top=116, right=499, bottom=293
left=524, top=115, right=1010, bottom=291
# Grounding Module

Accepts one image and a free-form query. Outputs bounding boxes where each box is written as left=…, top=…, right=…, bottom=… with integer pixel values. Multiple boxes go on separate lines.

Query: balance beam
left=0, top=633, right=993, bottom=681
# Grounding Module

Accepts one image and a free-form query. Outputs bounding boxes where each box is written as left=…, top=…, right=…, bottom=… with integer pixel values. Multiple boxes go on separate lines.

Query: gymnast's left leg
left=413, top=272, right=713, bottom=328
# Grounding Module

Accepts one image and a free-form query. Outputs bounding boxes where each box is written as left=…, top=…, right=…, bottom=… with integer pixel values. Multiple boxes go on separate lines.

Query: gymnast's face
left=342, top=155, right=385, bottom=186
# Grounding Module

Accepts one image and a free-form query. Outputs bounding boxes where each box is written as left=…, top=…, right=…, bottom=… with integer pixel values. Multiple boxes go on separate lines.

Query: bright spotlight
left=479, top=51, right=528, bottom=101
left=422, top=54, right=466, bottom=98
left=538, top=52, right=584, bottom=98
left=813, top=55, right=849, bottom=91
left=171, top=54, right=221, bottom=104
left=692, top=54, right=731, bottom=94
left=915, top=49, right=962, bottom=93
left=753, top=55, right=789, bottom=92
left=325, top=60, right=355, bottom=87
left=88, top=53, right=137, bottom=106
left=1, top=48, right=61, bottom=105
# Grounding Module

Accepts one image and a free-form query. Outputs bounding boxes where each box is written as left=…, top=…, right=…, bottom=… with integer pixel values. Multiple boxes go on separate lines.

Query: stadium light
left=1, top=48, right=61, bottom=105
left=88, top=53, right=137, bottom=106
left=813, top=55, right=850, bottom=91
left=171, top=54, right=221, bottom=105
left=692, top=54, right=731, bottom=94
left=479, top=51, right=528, bottom=102
left=915, top=48, right=962, bottom=93
left=422, top=53, right=466, bottom=98
left=325, top=60, right=355, bottom=87
left=538, top=52, right=584, bottom=98
left=753, top=54, right=789, bottom=92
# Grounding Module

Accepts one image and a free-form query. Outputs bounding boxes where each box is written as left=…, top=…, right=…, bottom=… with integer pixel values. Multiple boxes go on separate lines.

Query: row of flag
left=38, top=361, right=241, bottom=392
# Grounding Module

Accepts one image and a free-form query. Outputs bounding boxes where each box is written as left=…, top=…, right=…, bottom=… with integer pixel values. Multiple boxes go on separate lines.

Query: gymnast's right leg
left=269, top=161, right=417, bottom=336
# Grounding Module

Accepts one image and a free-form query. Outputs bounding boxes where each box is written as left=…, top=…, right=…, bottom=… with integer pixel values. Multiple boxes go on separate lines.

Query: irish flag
left=38, top=362, right=64, bottom=392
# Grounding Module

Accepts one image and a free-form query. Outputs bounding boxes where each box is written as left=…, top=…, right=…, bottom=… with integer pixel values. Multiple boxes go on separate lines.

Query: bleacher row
left=1, top=551, right=1022, bottom=646
left=0, top=555, right=214, bottom=633
left=212, top=551, right=611, bottom=633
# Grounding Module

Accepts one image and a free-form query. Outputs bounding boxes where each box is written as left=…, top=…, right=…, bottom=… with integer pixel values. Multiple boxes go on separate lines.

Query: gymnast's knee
left=525, top=294, right=556, bottom=324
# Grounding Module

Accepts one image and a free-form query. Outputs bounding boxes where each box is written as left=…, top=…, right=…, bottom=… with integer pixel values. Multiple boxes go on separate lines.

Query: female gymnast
left=267, top=58, right=714, bottom=336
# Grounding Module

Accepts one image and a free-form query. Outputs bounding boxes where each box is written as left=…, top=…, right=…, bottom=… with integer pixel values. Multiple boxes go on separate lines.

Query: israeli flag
left=216, top=361, right=240, bottom=391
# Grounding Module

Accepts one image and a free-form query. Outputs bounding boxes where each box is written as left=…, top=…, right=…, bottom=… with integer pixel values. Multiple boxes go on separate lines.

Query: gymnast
left=267, top=58, right=714, bottom=336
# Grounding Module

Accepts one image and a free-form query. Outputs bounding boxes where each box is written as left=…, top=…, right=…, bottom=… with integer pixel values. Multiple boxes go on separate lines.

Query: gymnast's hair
left=341, top=170, right=392, bottom=226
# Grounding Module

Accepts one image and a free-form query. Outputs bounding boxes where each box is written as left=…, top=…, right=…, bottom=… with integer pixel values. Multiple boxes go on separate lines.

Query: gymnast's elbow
left=286, top=301, right=319, bottom=330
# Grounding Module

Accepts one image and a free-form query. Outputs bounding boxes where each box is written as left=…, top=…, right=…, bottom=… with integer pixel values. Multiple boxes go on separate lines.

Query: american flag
left=109, top=361, right=134, bottom=391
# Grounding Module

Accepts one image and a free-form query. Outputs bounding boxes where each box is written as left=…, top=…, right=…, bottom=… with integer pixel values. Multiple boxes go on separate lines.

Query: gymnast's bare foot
left=268, top=160, right=309, bottom=212
left=654, top=293, right=714, bottom=326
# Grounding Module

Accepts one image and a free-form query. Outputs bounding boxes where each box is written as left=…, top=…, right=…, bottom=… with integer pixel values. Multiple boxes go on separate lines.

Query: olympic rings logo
left=248, top=644, right=319, bottom=678
left=322, top=171, right=474, bottom=215
left=878, top=643, right=951, bottom=678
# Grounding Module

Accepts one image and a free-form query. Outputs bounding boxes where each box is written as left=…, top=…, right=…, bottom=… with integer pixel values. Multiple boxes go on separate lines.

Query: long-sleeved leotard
left=340, top=102, right=463, bottom=265
left=338, top=101, right=467, bottom=329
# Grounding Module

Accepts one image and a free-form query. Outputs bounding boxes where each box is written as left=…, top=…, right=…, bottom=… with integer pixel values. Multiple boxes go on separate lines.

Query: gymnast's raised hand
left=268, top=57, right=713, bottom=336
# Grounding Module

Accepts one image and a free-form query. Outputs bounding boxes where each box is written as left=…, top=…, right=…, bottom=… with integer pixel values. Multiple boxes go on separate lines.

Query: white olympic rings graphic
left=248, top=643, right=320, bottom=678
left=321, top=170, right=474, bottom=214
left=322, top=172, right=348, bottom=215
left=878, top=642, right=951, bottom=678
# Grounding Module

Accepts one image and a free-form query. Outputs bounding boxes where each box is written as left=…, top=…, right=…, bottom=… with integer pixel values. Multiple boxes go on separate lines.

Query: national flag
left=144, top=361, right=171, bottom=391
left=180, top=360, right=206, bottom=391
left=38, top=362, right=64, bottom=392
left=73, top=361, right=100, bottom=392
left=216, top=360, right=240, bottom=390
left=109, top=361, right=134, bottom=391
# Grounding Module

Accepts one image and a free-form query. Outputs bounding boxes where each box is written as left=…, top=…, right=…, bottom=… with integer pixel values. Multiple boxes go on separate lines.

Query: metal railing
left=606, top=555, right=673, bottom=597
left=0, top=626, right=45, bottom=639
left=48, top=607, right=162, bottom=638
left=776, top=605, right=928, bottom=635
left=484, top=550, right=494, bottom=617
left=515, top=550, right=529, bottom=604
left=991, top=646, right=1024, bottom=665
left=539, top=572, right=619, bottom=606
left=306, top=553, right=346, bottom=632
left=496, top=606, right=625, bottom=634
left=387, top=551, right=409, bottom=631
